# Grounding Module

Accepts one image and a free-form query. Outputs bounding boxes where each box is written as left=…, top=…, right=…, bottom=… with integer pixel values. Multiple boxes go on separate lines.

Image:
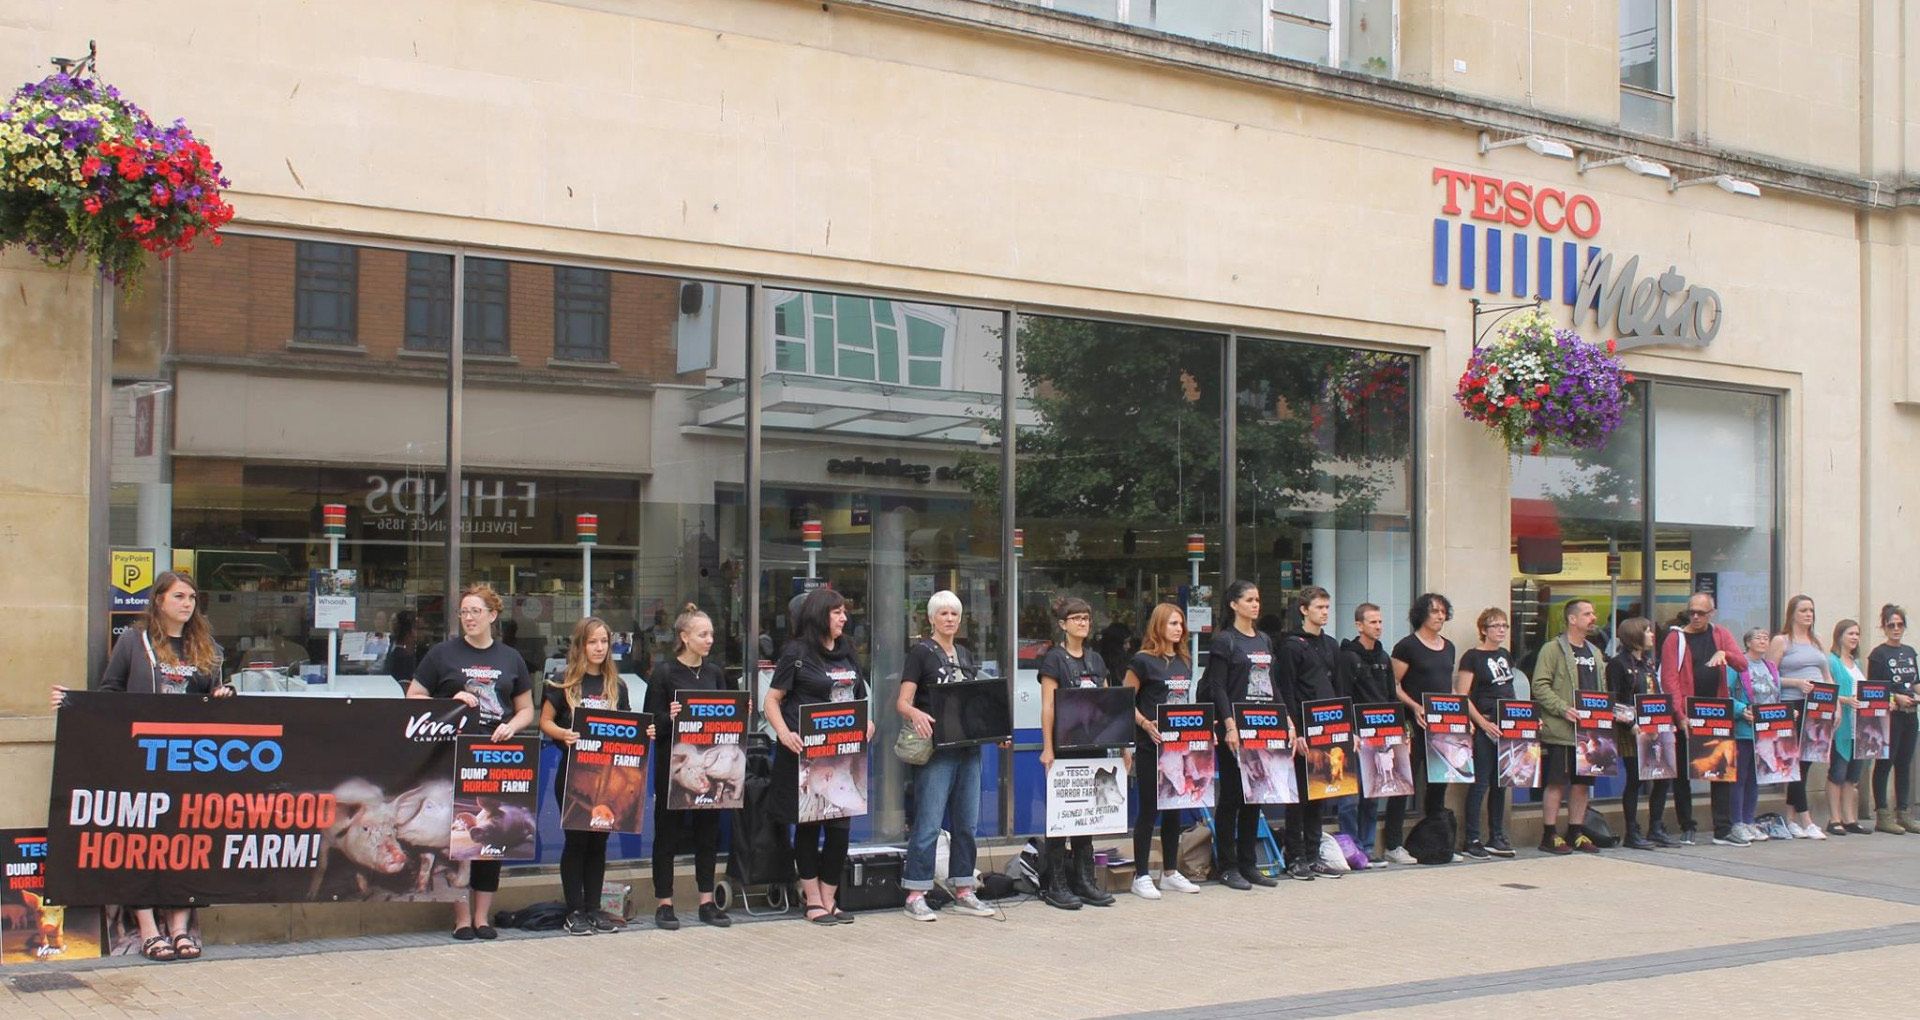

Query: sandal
left=170, top=931, right=202, bottom=960
left=140, top=935, right=178, bottom=962
left=831, top=908, right=856, bottom=925
left=803, top=900, right=836, bottom=926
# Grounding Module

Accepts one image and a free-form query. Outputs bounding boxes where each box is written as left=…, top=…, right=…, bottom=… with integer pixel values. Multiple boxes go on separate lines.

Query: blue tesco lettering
left=137, top=737, right=284, bottom=773
left=584, top=721, right=637, bottom=738
left=688, top=703, right=736, bottom=718
left=473, top=749, right=525, bottom=764
left=813, top=712, right=858, bottom=731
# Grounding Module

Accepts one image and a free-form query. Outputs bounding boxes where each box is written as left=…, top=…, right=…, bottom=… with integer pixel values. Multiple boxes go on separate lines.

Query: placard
left=798, top=700, right=869, bottom=823
left=1053, top=687, right=1134, bottom=752
left=453, top=735, right=540, bottom=861
left=1422, top=693, right=1473, bottom=783
left=1356, top=703, right=1415, bottom=798
left=1496, top=700, right=1541, bottom=788
left=929, top=678, right=1014, bottom=748
left=1799, top=683, right=1838, bottom=764
left=1855, top=681, right=1892, bottom=760
left=1752, top=703, right=1800, bottom=783
left=1303, top=698, right=1358, bottom=801
left=667, top=691, right=748, bottom=811
left=1045, top=759, right=1130, bottom=837
left=46, top=692, right=470, bottom=905
left=1633, top=694, right=1678, bottom=781
left=1233, top=702, right=1297, bottom=804
left=1574, top=691, right=1619, bottom=778
left=1153, top=704, right=1216, bottom=810
left=310, top=569, right=358, bottom=631
left=561, top=710, right=651, bottom=834
left=1, top=830, right=102, bottom=964
left=1687, top=698, right=1737, bottom=782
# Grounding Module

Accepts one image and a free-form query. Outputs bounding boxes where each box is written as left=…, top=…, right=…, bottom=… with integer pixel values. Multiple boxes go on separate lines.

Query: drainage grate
left=9, top=972, right=88, bottom=993
left=1500, top=882, right=1539, bottom=890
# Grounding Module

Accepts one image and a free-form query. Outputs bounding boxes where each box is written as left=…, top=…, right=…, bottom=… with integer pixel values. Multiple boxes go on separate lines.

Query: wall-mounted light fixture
left=1478, top=131, right=1575, bottom=160
left=1577, top=153, right=1673, bottom=180
left=1670, top=173, right=1761, bottom=198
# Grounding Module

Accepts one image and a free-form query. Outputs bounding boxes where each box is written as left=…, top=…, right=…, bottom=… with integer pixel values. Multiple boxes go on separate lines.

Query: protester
left=1607, top=617, right=1668, bottom=849
left=1825, top=620, right=1870, bottom=836
left=384, top=609, right=418, bottom=691
left=1868, top=605, right=1919, bottom=834
left=1123, top=602, right=1204, bottom=899
left=645, top=603, right=736, bottom=930
left=540, top=615, right=644, bottom=935
left=765, top=587, right=876, bottom=925
left=1770, top=595, right=1830, bottom=838
left=1660, top=593, right=1749, bottom=847
left=1199, top=581, right=1284, bottom=890
left=1532, top=599, right=1604, bottom=854
left=1280, top=587, right=1345, bottom=880
left=407, top=583, right=535, bottom=941
left=51, top=571, right=230, bottom=962
left=897, top=591, right=999, bottom=920
left=1338, top=603, right=1395, bottom=861
left=1036, top=596, right=1117, bottom=908
left=1383, top=592, right=1456, bottom=864
left=1456, top=608, right=1517, bottom=859
left=1729, top=627, right=1781, bottom=844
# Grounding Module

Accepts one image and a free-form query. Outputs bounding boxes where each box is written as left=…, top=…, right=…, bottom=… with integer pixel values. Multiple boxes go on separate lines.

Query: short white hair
left=927, top=590, right=963, bottom=620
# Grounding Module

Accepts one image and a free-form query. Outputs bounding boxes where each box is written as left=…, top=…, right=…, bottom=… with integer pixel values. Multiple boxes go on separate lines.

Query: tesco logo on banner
left=133, top=722, right=285, bottom=774
left=1310, top=707, right=1344, bottom=724
left=812, top=711, right=859, bottom=731
left=1694, top=703, right=1728, bottom=719
left=1166, top=712, right=1206, bottom=729
left=1243, top=710, right=1281, bottom=727
left=584, top=719, right=637, bottom=739
left=1361, top=710, right=1397, bottom=726
left=473, top=748, right=525, bottom=764
left=689, top=702, right=737, bottom=719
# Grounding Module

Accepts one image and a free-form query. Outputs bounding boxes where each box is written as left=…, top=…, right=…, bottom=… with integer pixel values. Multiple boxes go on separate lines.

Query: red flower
left=1530, top=442, right=1543, bottom=455
left=1534, top=383, right=1550, bottom=396
left=1623, top=372, right=1636, bottom=384
left=1606, top=338, right=1618, bottom=354
left=1525, top=400, right=1541, bottom=411
left=1503, top=395, right=1519, bottom=407
left=80, top=156, right=102, bottom=177
left=82, top=195, right=102, bottom=215
left=152, top=184, right=172, bottom=207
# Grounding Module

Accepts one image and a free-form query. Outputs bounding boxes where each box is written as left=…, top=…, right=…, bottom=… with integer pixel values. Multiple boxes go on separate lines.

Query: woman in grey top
left=1770, top=594, right=1832, bottom=840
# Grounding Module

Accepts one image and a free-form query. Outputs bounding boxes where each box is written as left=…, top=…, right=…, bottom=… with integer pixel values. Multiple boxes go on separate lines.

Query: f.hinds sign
left=1429, top=167, right=1723, bottom=349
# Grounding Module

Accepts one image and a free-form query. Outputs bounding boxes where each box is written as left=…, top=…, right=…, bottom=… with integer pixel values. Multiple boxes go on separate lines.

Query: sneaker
left=1242, top=867, right=1279, bottom=888
left=1384, top=846, right=1417, bottom=866
left=1571, top=833, right=1600, bottom=854
left=1464, top=841, right=1491, bottom=860
left=903, top=895, right=938, bottom=921
left=697, top=902, right=732, bottom=928
left=1309, top=862, right=1345, bottom=879
left=1712, top=831, right=1751, bottom=847
left=1286, top=862, right=1316, bottom=881
left=1130, top=876, right=1162, bottom=900
left=1743, top=823, right=1770, bottom=842
left=1486, top=836, right=1516, bottom=858
left=1544, top=832, right=1572, bottom=855
left=1806, top=823, right=1828, bottom=840
left=564, top=911, right=593, bottom=936
left=1679, top=828, right=1698, bottom=846
left=1219, top=869, right=1252, bottom=891
left=1160, top=871, right=1201, bottom=894
left=654, top=905, right=681, bottom=931
left=950, top=890, right=996, bottom=917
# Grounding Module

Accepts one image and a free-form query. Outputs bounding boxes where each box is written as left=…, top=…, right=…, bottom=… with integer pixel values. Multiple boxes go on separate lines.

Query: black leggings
left=1132, top=742, right=1180, bottom=873
left=653, top=808, right=720, bottom=900
left=1874, top=712, right=1918, bottom=811
left=1212, top=740, right=1262, bottom=872
left=1623, top=753, right=1671, bottom=834
left=469, top=860, right=501, bottom=894
left=552, top=763, right=608, bottom=911
left=793, top=822, right=850, bottom=883
left=1785, top=702, right=1810, bottom=813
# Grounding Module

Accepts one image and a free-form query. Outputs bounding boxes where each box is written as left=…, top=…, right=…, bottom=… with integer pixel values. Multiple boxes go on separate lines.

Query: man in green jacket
left=1532, top=599, right=1606, bottom=855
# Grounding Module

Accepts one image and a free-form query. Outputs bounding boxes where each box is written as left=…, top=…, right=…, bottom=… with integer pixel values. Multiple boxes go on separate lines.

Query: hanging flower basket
left=0, top=71, right=233, bottom=284
left=1455, top=309, right=1633, bottom=455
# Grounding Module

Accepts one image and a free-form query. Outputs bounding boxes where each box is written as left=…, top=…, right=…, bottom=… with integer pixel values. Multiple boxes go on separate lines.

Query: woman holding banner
left=540, top=615, right=638, bottom=936
left=1457, top=607, right=1517, bottom=859
left=1037, top=596, right=1117, bottom=909
left=1868, top=605, right=1919, bottom=834
left=1825, top=621, right=1870, bottom=836
left=1124, top=602, right=1203, bottom=900
left=407, top=583, right=535, bottom=941
left=1383, top=593, right=1456, bottom=865
left=645, top=603, right=736, bottom=931
left=1198, top=581, right=1282, bottom=892
left=765, top=587, right=875, bottom=925
left=1770, top=595, right=1830, bottom=839
left=897, top=591, right=999, bottom=921
left=52, top=570, right=231, bottom=962
left=1606, top=618, right=1668, bottom=849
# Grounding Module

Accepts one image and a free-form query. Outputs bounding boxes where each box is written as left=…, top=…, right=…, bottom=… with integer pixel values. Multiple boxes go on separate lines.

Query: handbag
left=893, top=725, right=934, bottom=765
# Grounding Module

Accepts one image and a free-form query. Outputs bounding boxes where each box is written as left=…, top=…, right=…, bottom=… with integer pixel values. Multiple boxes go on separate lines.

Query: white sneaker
left=1159, top=870, right=1201, bottom=894
left=1786, top=821, right=1810, bottom=839
left=903, top=895, right=937, bottom=921
left=1806, top=823, right=1828, bottom=840
left=1130, top=875, right=1162, bottom=900
left=949, top=890, right=996, bottom=917
left=1745, top=824, right=1770, bottom=842
left=1384, top=846, right=1417, bottom=865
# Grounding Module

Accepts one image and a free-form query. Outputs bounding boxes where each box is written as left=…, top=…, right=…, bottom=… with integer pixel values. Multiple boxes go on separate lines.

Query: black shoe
left=565, top=911, right=593, bottom=935
left=1679, top=827, right=1698, bottom=846
left=590, top=912, right=621, bottom=933
left=1625, top=831, right=1656, bottom=850
left=1649, top=824, right=1681, bottom=848
left=1309, top=863, right=1345, bottom=879
left=1844, top=822, right=1872, bottom=835
left=1286, top=862, right=1315, bottom=881
left=473, top=925, right=497, bottom=940
left=1464, top=841, right=1491, bottom=860
left=1219, top=869, right=1252, bottom=891
left=1042, top=845, right=1083, bottom=909
left=1241, top=866, right=1279, bottom=888
left=1068, top=842, right=1116, bottom=906
left=654, top=905, right=681, bottom=931
left=451, top=926, right=476, bottom=941
left=1486, top=836, right=1516, bottom=858
left=698, top=902, right=732, bottom=928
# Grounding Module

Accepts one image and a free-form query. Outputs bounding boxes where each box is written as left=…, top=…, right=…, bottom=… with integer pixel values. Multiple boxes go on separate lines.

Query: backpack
left=1581, top=807, right=1619, bottom=847
left=493, top=901, right=570, bottom=931
left=977, top=871, right=1023, bottom=901
left=1403, top=807, right=1457, bottom=864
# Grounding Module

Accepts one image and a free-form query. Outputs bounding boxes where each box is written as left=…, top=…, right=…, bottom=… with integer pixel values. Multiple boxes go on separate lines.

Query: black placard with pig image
left=561, top=710, right=651, bottom=834
left=453, top=736, right=540, bottom=861
left=2, top=829, right=102, bottom=964
left=47, top=692, right=470, bottom=905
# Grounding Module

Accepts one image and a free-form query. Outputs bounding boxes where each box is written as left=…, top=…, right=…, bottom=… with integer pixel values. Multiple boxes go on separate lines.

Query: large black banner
left=47, top=692, right=470, bottom=906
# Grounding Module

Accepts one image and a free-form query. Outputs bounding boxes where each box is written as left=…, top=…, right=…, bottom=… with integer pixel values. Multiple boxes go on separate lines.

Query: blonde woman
left=645, top=603, right=738, bottom=930
left=1769, top=595, right=1830, bottom=839
left=540, top=615, right=645, bottom=935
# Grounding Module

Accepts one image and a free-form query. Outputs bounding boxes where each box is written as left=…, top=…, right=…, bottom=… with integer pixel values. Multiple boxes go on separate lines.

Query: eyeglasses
left=1687, top=609, right=1711, bottom=618
left=1065, top=614, right=1091, bottom=623
left=457, top=608, right=489, bottom=618
left=1486, top=622, right=1510, bottom=629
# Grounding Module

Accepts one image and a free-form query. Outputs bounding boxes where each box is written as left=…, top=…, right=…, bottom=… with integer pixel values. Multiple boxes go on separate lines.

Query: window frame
left=768, top=291, right=955, bottom=389
left=551, top=265, right=612, bottom=364
left=292, top=241, right=360, bottom=345
left=1035, top=0, right=1398, bottom=76
left=1618, top=0, right=1676, bottom=136
left=404, top=255, right=511, bottom=356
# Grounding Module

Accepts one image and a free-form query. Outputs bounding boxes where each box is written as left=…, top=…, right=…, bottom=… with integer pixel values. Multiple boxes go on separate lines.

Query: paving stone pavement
left=6, top=836, right=1919, bottom=1018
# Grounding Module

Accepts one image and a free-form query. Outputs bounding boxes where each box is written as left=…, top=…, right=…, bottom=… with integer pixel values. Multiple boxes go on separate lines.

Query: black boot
left=1068, top=840, right=1115, bottom=907
left=1648, top=822, right=1680, bottom=848
left=1041, top=843, right=1081, bottom=910
left=1624, top=823, right=1654, bottom=850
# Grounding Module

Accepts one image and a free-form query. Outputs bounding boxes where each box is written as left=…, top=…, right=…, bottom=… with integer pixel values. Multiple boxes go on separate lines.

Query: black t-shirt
left=413, top=637, right=533, bottom=730
left=542, top=669, right=632, bottom=734
left=1282, top=631, right=1343, bottom=716
left=1392, top=634, right=1457, bottom=699
left=1038, top=645, right=1109, bottom=690
left=1458, top=648, right=1517, bottom=718
left=902, top=639, right=979, bottom=712
left=1568, top=639, right=1599, bottom=691
left=152, top=636, right=219, bottom=695
left=383, top=643, right=418, bottom=685
left=1870, top=644, right=1918, bottom=707
left=1127, top=651, right=1193, bottom=713
left=769, top=641, right=867, bottom=732
left=1686, top=629, right=1721, bottom=696
left=1198, top=627, right=1276, bottom=719
left=101, top=630, right=223, bottom=695
left=645, top=656, right=732, bottom=797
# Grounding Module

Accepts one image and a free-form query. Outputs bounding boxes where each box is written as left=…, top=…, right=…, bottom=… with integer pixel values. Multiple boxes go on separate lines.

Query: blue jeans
left=903, top=745, right=982, bottom=890
left=1336, top=796, right=1379, bottom=853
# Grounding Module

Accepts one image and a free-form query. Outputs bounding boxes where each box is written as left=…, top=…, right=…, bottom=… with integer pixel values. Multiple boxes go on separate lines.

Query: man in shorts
left=1531, top=599, right=1605, bottom=854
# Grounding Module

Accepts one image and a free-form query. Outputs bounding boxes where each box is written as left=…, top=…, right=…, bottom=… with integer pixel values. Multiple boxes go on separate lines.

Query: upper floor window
left=553, top=266, right=611, bottom=363
left=293, top=242, right=358, bottom=345
left=1619, top=0, right=1674, bottom=136
left=771, top=292, right=952, bottom=388
left=404, top=255, right=511, bottom=356
left=1044, top=1, right=1395, bottom=76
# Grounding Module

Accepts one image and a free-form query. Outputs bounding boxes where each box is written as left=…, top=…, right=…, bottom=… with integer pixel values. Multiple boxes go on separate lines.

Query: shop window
left=404, top=254, right=511, bottom=355
left=1041, top=1, right=1394, bottom=73
left=553, top=266, right=611, bottom=363
left=769, top=291, right=951, bottom=388
left=1619, top=0, right=1674, bottom=136
left=1651, top=384, right=1777, bottom=638
left=293, top=241, right=359, bottom=345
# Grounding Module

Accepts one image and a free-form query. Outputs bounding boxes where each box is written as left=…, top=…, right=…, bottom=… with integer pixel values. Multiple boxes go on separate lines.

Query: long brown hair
left=146, top=571, right=218, bottom=673
left=551, top=616, right=621, bottom=712
left=1780, top=594, right=1822, bottom=650
left=1832, top=619, right=1862, bottom=663
left=1139, top=603, right=1189, bottom=664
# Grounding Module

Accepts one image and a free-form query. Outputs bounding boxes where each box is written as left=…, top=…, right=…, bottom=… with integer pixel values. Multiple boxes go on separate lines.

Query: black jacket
left=1282, top=630, right=1346, bottom=724
left=1340, top=637, right=1395, bottom=705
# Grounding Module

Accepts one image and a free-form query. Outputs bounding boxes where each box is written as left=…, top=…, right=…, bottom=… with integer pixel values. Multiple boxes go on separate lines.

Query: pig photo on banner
left=1303, top=698, right=1358, bottom=801
left=1752, top=703, right=1800, bottom=784
left=1633, top=695, right=1679, bottom=781
left=452, top=736, right=540, bottom=861
left=1356, top=703, right=1415, bottom=798
left=1234, top=703, right=1298, bottom=804
left=1800, top=682, right=1838, bottom=764
left=1045, top=759, right=1129, bottom=837
left=1153, top=704, right=1216, bottom=811
left=666, top=691, right=748, bottom=811
left=1, top=829, right=102, bottom=964
left=47, top=692, right=470, bottom=906
left=561, top=710, right=651, bottom=835
left=1423, top=694, right=1474, bottom=784
left=1688, top=697, right=1738, bottom=782
left=1854, top=682, right=1892, bottom=761
left=1497, top=700, right=1542, bottom=789
left=1573, top=690, right=1619, bottom=778
left=798, top=701, right=869, bottom=824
